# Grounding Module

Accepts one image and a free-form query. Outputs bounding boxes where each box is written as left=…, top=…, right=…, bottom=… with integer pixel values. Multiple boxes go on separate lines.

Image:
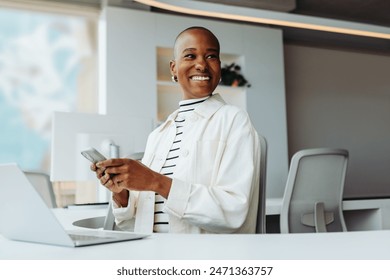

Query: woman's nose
left=195, top=58, right=207, bottom=71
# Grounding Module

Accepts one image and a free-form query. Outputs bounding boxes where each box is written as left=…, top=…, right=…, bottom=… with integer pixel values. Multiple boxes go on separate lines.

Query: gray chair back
left=280, top=148, right=348, bottom=233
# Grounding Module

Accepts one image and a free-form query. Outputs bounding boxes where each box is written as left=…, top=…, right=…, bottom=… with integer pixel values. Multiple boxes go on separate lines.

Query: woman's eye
left=184, top=54, right=195, bottom=59
left=206, top=54, right=218, bottom=59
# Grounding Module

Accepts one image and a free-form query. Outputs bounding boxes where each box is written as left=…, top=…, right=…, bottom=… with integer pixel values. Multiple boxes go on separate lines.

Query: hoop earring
left=171, top=75, right=178, bottom=83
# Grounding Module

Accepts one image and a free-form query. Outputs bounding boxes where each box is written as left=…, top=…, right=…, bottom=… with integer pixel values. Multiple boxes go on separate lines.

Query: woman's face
left=170, top=29, right=221, bottom=100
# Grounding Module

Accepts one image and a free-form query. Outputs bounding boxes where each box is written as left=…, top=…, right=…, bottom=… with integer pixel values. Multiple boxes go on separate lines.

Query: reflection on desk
left=54, top=207, right=108, bottom=230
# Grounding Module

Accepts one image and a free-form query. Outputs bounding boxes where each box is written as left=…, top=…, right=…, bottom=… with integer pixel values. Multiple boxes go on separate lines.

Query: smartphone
left=81, top=147, right=107, bottom=163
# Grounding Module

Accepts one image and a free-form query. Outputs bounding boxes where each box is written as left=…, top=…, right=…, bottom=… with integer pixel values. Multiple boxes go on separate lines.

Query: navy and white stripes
left=153, top=96, right=209, bottom=233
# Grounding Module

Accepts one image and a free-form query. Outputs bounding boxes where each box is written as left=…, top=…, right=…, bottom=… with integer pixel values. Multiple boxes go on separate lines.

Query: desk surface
left=1, top=208, right=390, bottom=260
left=2, top=230, right=390, bottom=260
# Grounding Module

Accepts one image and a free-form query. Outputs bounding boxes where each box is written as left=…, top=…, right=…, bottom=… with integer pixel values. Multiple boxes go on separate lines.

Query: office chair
left=255, top=134, right=267, bottom=234
left=280, top=148, right=348, bottom=233
left=24, top=171, right=57, bottom=208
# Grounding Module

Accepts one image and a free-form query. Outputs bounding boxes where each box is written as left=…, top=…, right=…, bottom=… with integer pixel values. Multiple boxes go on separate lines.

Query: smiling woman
left=169, top=27, right=221, bottom=100
left=91, top=26, right=262, bottom=234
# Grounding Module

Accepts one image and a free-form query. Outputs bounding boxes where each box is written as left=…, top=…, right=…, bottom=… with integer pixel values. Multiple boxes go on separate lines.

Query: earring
left=171, top=75, right=178, bottom=83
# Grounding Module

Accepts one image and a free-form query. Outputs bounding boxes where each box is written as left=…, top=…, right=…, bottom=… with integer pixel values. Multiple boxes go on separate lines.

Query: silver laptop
left=0, top=163, right=149, bottom=247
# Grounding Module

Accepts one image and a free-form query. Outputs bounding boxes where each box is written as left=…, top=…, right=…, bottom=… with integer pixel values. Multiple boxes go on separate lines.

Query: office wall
left=284, top=44, right=390, bottom=198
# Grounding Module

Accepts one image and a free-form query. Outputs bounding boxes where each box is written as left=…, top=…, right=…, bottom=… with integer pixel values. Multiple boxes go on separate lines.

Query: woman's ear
left=169, top=59, right=176, bottom=76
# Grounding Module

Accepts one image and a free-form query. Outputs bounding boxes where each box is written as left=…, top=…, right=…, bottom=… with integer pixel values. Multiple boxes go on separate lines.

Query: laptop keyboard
left=69, top=233, right=113, bottom=241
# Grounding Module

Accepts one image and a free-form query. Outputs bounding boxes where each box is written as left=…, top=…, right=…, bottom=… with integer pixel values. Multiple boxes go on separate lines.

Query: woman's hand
left=90, top=161, right=128, bottom=207
left=91, top=158, right=172, bottom=199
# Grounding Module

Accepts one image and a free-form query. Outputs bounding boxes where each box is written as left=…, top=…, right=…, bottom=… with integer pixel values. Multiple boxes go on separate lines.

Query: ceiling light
left=133, top=0, right=390, bottom=40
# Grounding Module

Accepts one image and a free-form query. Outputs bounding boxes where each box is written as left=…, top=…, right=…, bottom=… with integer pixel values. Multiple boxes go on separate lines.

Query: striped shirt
left=153, top=96, right=209, bottom=233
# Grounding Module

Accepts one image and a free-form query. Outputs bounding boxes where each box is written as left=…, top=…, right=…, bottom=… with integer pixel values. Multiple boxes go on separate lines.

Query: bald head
left=169, top=26, right=221, bottom=100
left=173, top=26, right=220, bottom=59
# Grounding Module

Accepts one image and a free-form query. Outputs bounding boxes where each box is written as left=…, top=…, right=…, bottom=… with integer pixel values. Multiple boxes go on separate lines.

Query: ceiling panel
left=292, top=0, right=390, bottom=27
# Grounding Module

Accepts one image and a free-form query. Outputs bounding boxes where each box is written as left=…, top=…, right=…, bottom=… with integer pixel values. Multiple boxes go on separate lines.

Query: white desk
left=1, top=208, right=390, bottom=260
left=2, top=229, right=390, bottom=260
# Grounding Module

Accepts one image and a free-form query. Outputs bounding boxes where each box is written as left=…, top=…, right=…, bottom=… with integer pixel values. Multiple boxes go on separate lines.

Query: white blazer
left=113, top=94, right=260, bottom=234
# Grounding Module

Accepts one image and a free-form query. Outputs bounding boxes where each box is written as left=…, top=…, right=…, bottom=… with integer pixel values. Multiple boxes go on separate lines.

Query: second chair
left=280, top=148, right=349, bottom=233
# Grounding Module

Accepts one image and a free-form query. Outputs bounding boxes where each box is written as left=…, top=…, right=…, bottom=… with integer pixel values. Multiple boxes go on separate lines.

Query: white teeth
left=191, top=76, right=210, bottom=81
